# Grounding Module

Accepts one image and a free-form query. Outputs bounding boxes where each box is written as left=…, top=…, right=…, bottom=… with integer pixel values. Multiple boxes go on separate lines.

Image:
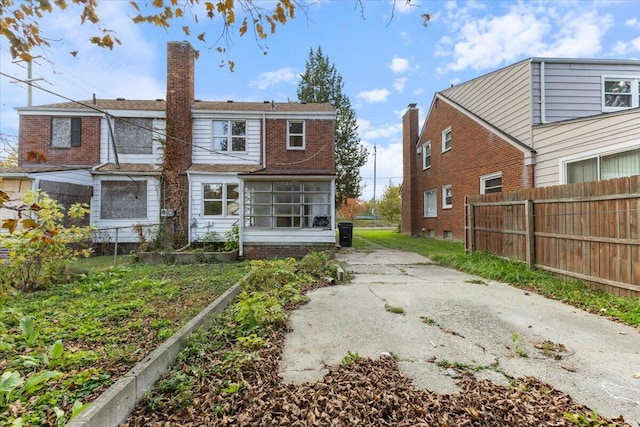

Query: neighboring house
left=0, top=41, right=337, bottom=258
left=402, top=57, right=640, bottom=240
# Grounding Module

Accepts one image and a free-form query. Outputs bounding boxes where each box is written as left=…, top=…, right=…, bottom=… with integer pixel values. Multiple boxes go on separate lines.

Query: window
left=100, top=180, right=147, bottom=219
left=603, top=77, right=640, bottom=111
left=422, top=142, right=431, bottom=169
left=441, top=127, right=452, bottom=152
left=114, top=118, right=153, bottom=154
left=287, top=121, right=305, bottom=149
left=442, top=185, right=452, bottom=209
left=213, top=120, right=246, bottom=152
left=423, top=189, right=437, bottom=217
left=51, top=117, right=81, bottom=148
left=480, top=172, right=503, bottom=194
left=244, top=181, right=331, bottom=228
left=203, top=183, right=239, bottom=216
left=566, top=147, right=640, bottom=184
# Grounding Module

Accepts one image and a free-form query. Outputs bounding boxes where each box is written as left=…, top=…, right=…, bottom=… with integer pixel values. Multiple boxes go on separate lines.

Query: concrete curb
left=68, top=277, right=246, bottom=427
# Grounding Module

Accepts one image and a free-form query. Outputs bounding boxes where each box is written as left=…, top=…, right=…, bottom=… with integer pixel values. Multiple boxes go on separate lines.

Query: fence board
left=467, top=176, right=640, bottom=297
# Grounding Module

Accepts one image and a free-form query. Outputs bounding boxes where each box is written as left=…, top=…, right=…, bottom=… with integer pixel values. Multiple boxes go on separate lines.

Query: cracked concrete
left=279, top=248, right=640, bottom=424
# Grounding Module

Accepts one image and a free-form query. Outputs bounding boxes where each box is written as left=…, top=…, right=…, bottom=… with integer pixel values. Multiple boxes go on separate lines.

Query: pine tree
left=297, top=47, right=368, bottom=207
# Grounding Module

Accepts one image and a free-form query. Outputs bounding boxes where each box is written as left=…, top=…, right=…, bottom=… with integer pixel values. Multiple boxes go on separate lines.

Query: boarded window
left=100, top=180, right=148, bottom=219
left=52, top=117, right=81, bottom=148
left=114, top=118, right=153, bottom=154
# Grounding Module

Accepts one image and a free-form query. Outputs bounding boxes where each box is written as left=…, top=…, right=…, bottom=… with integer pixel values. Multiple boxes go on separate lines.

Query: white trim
left=601, top=75, right=640, bottom=112
left=558, top=140, right=640, bottom=184
left=211, top=119, right=248, bottom=154
left=287, top=120, right=306, bottom=150
left=442, top=184, right=452, bottom=209
left=480, top=172, right=503, bottom=194
left=422, top=141, right=431, bottom=170
left=441, top=126, right=452, bottom=153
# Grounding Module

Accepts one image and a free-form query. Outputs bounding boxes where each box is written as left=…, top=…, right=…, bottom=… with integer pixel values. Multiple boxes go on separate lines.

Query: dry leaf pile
left=125, top=327, right=630, bottom=427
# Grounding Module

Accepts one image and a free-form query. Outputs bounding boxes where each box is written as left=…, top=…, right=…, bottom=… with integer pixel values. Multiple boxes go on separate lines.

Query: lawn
left=354, top=228, right=640, bottom=327
left=0, top=257, right=250, bottom=425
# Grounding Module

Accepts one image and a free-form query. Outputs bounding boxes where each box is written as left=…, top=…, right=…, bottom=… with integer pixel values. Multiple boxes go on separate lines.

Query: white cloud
left=436, top=3, right=613, bottom=74
left=625, top=18, right=640, bottom=29
left=359, top=141, right=404, bottom=201
left=357, top=88, right=391, bottom=104
left=250, top=67, right=298, bottom=90
left=392, top=0, right=421, bottom=14
left=361, top=122, right=402, bottom=140
left=393, top=77, right=408, bottom=92
left=388, top=57, right=410, bottom=73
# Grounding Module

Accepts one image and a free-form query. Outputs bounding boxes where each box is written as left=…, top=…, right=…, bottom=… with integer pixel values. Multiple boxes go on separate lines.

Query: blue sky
left=2, top=0, right=640, bottom=200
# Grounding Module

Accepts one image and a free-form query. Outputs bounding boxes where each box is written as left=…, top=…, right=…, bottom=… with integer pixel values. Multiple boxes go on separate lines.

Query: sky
left=2, top=0, right=640, bottom=201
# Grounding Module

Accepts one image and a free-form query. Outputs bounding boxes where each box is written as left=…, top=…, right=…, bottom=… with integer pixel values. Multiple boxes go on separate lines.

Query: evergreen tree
left=297, top=47, right=368, bottom=206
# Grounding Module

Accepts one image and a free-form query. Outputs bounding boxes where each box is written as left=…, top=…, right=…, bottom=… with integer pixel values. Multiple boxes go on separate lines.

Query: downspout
left=239, top=179, right=244, bottom=258
left=105, top=115, right=120, bottom=169
left=540, top=61, right=547, bottom=125
left=187, top=172, right=193, bottom=247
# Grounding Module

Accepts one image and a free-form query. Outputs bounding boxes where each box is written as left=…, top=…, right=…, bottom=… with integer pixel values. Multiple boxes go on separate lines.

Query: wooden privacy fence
left=465, top=175, right=640, bottom=297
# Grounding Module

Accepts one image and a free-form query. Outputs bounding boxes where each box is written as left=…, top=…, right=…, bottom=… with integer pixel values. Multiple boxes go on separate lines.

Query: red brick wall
left=18, top=115, right=100, bottom=166
left=412, top=98, right=531, bottom=240
left=243, top=244, right=334, bottom=259
left=401, top=104, right=419, bottom=236
left=264, top=119, right=335, bottom=171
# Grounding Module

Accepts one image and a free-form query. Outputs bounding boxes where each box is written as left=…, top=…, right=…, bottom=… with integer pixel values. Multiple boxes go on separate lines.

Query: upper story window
left=602, top=77, right=640, bottom=111
left=442, top=126, right=452, bottom=152
left=287, top=120, right=305, bottom=149
left=213, top=120, right=246, bottom=152
left=203, top=183, right=239, bottom=216
left=422, top=141, right=431, bottom=169
left=480, top=172, right=503, bottom=194
left=51, top=117, right=81, bottom=148
left=114, top=118, right=153, bottom=154
left=423, top=189, right=437, bottom=217
left=442, top=184, right=452, bottom=209
left=565, top=146, right=640, bottom=184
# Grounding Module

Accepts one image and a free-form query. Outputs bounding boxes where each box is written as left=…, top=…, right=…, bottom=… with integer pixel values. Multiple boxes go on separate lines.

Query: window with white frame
left=602, top=77, right=640, bottom=111
left=244, top=181, right=331, bottom=228
left=565, top=147, right=640, bottom=184
left=422, top=141, right=431, bottom=169
left=213, top=120, right=246, bottom=152
left=287, top=121, right=305, bottom=149
left=203, top=183, right=239, bottom=216
left=480, top=172, right=503, bottom=194
left=423, top=189, right=437, bottom=217
left=442, top=185, right=452, bottom=209
left=51, top=117, right=82, bottom=148
left=441, top=126, right=452, bottom=152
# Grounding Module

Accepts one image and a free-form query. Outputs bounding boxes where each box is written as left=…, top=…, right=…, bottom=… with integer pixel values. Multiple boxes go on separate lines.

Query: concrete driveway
left=280, top=249, right=640, bottom=424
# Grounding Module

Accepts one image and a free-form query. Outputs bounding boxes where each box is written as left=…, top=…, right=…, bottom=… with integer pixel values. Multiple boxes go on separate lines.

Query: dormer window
left=287, top=120, right=305, bottom=149
left=213, top=120, right=246, bottom=152
left=602, top=77, right=640, bottom=111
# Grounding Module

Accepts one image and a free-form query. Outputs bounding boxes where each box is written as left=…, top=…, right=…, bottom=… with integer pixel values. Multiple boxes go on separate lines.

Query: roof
left=0, top=165, right=92, bottom=176
left=187, top=164, right=262, bottom=173
left=92, top=163, right=162, bottom=174
left=16, top=99, right=335, bottom=114
left=240, top=168, right=336, bottom=177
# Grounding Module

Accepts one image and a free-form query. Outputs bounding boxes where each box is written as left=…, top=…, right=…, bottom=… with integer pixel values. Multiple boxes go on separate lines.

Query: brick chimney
left=401, top=103, right=419, bottom=236
left=163, top=41, right=195, bottom=241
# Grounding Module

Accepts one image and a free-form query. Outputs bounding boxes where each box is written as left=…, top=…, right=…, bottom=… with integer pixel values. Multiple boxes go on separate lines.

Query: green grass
left=0, top=257, right=250, bottom=425
left=354, top=229, right=640, bottom=327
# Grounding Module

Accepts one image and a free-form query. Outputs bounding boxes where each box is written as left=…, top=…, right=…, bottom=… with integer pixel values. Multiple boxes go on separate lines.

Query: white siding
left=189, top=174, right=241, bottom=242
left=533, top=110, right=640, bottom=186
left=441, top=60, right=532, bottom=146
left=100, top=117, right=165, bottom=166
left=91, top=176, right=161, bottom=243
left=31, top=169, right=92, bottom=186
left=531, top=61, right=640, bottom=125
left=242, top=229, right=336, bottom=245
left=192, top=118, right=261, bottom=164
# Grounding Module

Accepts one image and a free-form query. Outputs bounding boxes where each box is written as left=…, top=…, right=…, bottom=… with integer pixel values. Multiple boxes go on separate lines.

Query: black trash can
left=338, top=222, right=353, bottom=247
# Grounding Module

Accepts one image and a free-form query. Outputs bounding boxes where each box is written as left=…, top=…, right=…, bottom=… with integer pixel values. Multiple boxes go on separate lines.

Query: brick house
left=0, top=41, right=337, bottom=258
left=402, top=57, right=640, bottom=240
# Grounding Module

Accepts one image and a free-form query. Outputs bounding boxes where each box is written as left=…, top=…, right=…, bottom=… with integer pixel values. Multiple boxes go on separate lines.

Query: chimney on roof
left=92, top=93, right=96, bottom=106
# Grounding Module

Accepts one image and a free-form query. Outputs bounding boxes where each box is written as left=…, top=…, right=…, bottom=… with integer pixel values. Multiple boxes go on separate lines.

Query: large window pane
left=567, top=158, right=598, bottom=183
left=601, top=149, right=640, bottom=180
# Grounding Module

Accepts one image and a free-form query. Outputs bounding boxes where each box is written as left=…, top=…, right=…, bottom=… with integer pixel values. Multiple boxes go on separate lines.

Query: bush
left=0, top=190, right=93, bottom=292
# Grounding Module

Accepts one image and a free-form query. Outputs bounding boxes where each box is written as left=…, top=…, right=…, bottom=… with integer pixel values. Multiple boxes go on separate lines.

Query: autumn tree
left=338, top=198, right=366, bottom=220
left=0, top=133, right=18, bottom=168
left=377, top=181, right=401, bottom=224
left=297, top=47, right=368, bottom=207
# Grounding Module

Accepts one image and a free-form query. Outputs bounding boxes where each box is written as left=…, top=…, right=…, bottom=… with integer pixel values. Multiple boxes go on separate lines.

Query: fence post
left=467, top=202, right=476, bottom=254
left=113, top=228, right=119, bottom=267
left=525, top=200, right=535, bottom=267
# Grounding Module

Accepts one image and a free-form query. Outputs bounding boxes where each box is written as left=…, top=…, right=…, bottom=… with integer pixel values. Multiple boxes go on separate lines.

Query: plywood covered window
left=51, top=117, right=81, bottom=148
left=100, top=180, right=147, bottom=219
left=114, top=118, right=153, bottom=154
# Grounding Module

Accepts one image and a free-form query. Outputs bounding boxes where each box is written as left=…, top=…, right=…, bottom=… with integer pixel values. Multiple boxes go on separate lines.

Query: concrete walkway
left=280, top=249, right=640, bottom=424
